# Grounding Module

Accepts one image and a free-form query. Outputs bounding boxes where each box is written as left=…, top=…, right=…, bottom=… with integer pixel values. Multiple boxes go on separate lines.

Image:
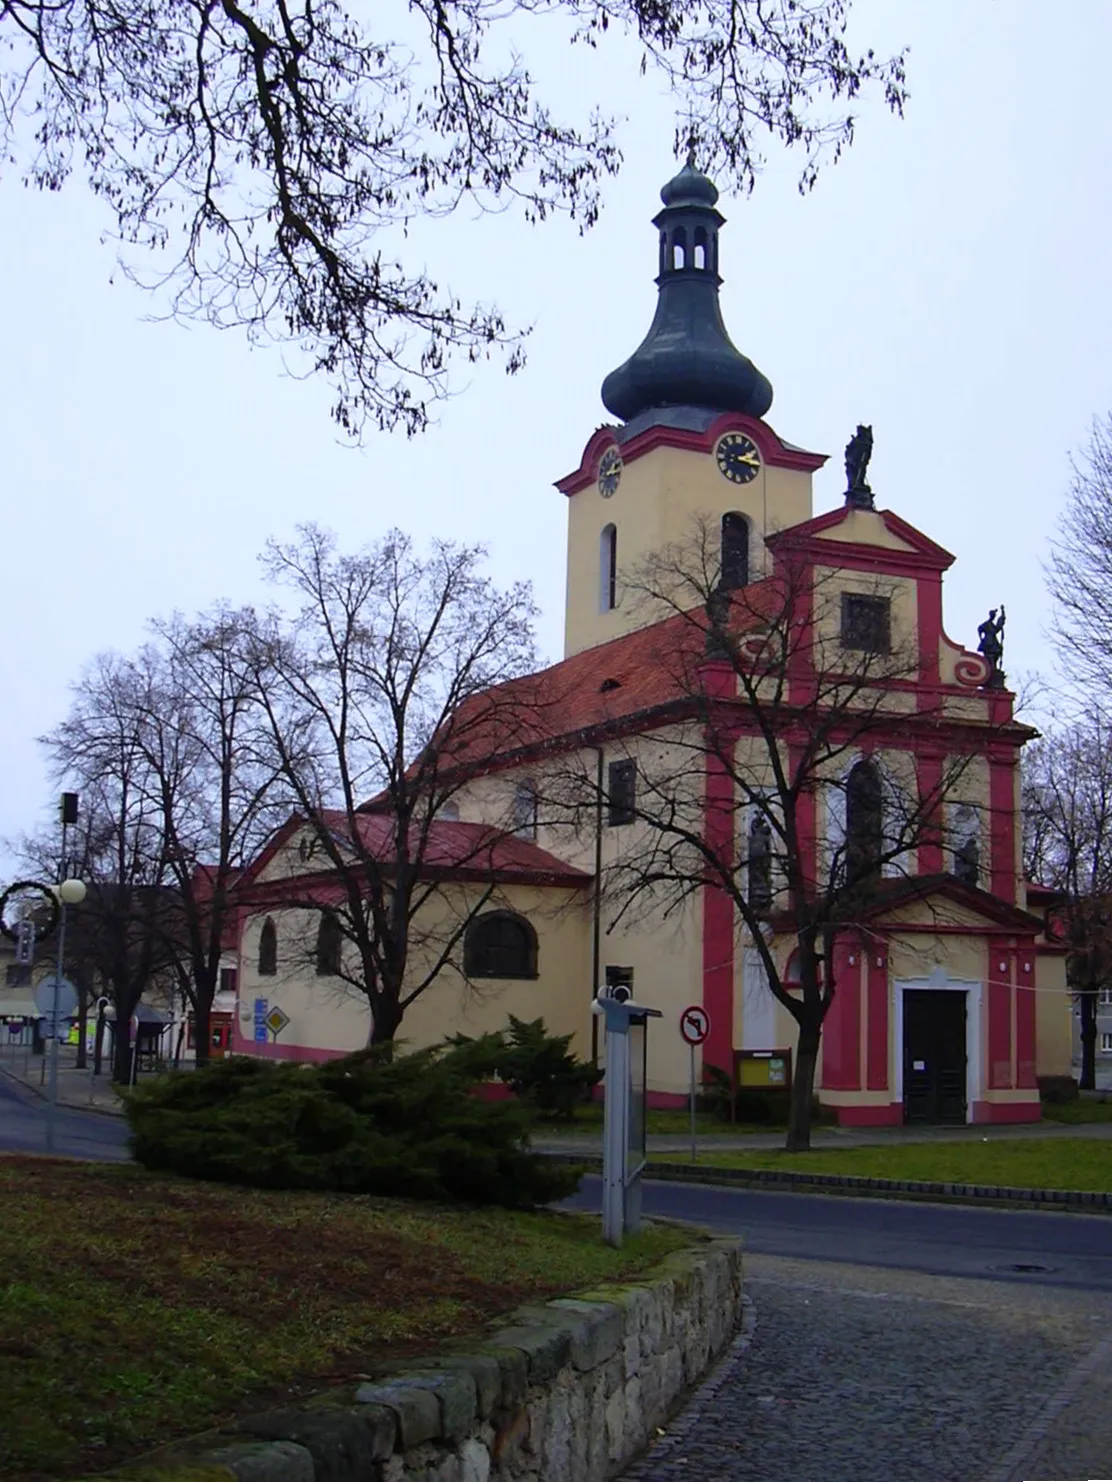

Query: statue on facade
left=977, top=605, right=1007, bottom=688
left=844, top=424, right=875, bottom=509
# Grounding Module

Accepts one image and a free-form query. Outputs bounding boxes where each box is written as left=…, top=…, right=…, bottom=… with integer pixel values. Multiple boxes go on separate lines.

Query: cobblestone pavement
left=623, top=1254, right=1112, bottom=1482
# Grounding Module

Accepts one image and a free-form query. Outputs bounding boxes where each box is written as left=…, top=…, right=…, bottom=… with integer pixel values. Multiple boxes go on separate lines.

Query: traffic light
left=14, top=918, right=35, bottom=967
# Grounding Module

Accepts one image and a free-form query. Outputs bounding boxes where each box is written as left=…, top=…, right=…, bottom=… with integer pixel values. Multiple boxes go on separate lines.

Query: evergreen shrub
left=125, top=1039, right=582, bottom=1208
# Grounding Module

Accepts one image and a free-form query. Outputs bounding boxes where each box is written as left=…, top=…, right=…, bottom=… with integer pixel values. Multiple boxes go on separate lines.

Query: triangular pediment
left=853, top=874, right=1042, bottom=933
left=768, top=506, right=955, bottom=572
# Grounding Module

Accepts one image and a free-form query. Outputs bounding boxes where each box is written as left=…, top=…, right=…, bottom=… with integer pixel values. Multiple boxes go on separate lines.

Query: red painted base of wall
left=647, top=1090, right=692, bottom=1111
left=970, top=1099, right=1042, bottom=1124
left=835, top=1103, right=904, bottom=1127
left=231, top=1035, right=343, bottom=1063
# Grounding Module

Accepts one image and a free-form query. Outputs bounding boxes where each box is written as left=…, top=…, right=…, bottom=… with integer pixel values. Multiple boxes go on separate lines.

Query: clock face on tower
left=716, top=433, right=761, bottom=485
left=598, top=447, right=622, bottom=498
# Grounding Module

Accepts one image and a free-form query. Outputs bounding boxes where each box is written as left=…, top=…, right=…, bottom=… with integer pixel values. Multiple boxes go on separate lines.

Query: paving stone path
left=623, top=1255, right=1112, bottom=1482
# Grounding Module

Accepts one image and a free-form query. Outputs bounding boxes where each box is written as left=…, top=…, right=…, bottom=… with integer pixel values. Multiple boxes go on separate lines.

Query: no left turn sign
left=679, top=1005, right=711, bottom=1046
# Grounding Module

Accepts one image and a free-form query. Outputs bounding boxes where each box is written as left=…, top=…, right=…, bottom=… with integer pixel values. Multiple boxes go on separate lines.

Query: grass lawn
left=0, top=1158, right=688, bottom=1482
left=1041, top=1096, right=1112, bottom=1124
left=563, top=1105, right=783, bottom=1137
left=682, top=1138, right=1112, bottom=1193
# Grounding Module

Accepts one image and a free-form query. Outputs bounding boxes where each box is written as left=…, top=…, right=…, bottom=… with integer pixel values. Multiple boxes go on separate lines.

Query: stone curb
left=541, top=1151, right=1112, bottom=1215
left=93, top=1230, right=744, bottom=1482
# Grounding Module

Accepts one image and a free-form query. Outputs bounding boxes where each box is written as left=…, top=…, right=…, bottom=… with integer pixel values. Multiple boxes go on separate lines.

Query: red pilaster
left=700, top=686, right=735, bottom=1074
left=823, top=939, right=862, bottom=1090
left=987, top=942, right=1012, bottom=1089
left=1015, top=945, right=1038, bottom=1088
left=916, top=752, right=945, bottom=874
left=866, top=944, right=889, bottom=1091
left=917, top=573, right=942, bottom=693
left=989, top=750, right=1017, bottom=903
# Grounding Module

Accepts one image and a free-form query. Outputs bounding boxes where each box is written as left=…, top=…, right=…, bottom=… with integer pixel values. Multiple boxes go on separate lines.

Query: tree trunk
left=112, top=1015, right=134, bottom=1084
left=93, top=1007, right=105, bottom=1076
left=1079, top=990, right=1098, bottom=1091
left=75, top=980, right=88, bottom=1071
left=786, top=1024, right=821, bottom=1152
left=369, top=989, right=402, bottom=1048
left=193, top=995, right=211, bottom=1067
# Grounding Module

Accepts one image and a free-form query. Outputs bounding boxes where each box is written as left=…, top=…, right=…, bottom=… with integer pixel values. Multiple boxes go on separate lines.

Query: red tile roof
left=416, top=580, right=777, bottom=773
left=242, top=811, right=590, bottom=890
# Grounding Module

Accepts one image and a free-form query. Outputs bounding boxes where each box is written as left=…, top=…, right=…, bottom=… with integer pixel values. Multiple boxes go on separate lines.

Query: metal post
left=44, top=897, right=67, bottom=1154
left=690, top=1041, right=697, bottom=1164
left=601, top=1025, right=630, bottom=1247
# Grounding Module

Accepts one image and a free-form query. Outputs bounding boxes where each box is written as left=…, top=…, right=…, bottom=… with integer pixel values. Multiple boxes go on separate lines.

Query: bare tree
left=562, top=521, right=1001, bottom=1150
left=247, top=524, right=542, bottom=1043
left=1, top=1, right=906, bottom=436
left=1046, top=414, right=1112, bottom=694
left=1023, top=717, right=1112, bottom=1090
left=41, top=611, right=287, bottom=1067
left=37, top=664, right=186, bottom=1081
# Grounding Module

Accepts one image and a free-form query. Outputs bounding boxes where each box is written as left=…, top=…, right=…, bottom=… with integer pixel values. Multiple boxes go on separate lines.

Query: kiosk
left=593, top=989, right=661, bottom=1246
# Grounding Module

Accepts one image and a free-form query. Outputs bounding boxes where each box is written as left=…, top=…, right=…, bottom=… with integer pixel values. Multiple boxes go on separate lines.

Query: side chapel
left=230, top=161, right=1071, bottom=1125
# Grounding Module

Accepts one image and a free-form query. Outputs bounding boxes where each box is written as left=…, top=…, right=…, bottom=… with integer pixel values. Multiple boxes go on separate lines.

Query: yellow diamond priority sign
left=265, top=1006, right=290, bottom=1038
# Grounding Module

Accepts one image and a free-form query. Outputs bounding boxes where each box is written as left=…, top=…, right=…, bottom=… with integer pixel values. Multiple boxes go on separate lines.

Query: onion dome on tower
left=600, top=157, right=773, bottom=427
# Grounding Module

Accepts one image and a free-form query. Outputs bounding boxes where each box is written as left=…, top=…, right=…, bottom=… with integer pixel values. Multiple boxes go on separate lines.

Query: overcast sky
left=2, top=0, right=1109, bottom=860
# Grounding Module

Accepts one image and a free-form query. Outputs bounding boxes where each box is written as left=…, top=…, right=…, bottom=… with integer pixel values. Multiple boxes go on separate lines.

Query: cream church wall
left=564, top=438, right=814, bottom=657
left=237, top=880, right=592, bottom=1062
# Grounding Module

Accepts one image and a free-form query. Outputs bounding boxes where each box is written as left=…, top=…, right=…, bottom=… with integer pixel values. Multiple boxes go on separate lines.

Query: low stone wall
left=151, top=1233, right=743, bottom=1482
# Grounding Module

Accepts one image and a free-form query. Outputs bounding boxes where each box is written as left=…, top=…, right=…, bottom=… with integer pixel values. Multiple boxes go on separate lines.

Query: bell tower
left=557, top=158, right=825, bottom=659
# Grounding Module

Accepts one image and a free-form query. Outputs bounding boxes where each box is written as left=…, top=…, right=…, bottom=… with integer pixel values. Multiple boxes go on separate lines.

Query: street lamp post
left=45, top=877, right=87, bottom=1154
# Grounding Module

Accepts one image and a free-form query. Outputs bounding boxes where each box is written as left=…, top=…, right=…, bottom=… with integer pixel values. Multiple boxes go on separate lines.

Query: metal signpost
left=679, top=1004, right=711, bottom=1164
left=593, top=988, right=661, bottom=1247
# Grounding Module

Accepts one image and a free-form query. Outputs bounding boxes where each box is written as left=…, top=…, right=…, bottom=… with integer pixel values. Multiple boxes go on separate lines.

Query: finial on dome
left=599, top=161, right=772, bottom=425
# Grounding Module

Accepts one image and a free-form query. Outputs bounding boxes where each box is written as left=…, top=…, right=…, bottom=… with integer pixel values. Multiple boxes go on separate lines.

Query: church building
left=229, top=161, right=1071, bottom=1126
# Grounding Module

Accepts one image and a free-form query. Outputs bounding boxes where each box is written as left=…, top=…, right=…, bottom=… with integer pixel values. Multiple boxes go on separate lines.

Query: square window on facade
left=841, top=593, right=891, bottom=654
left=219, top=967, right=238, bottom=995
left=1102, top=1031, right=1112, bottom=1054
left=607, top=759, right=636, bottom=826
left=1099, top=987, right=1112, bottom=1006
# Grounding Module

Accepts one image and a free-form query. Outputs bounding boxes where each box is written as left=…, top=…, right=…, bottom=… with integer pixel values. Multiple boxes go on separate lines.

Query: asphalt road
left=564, top=1174, right=1112, bottom=1293
left=0, top=1070, right=130, bottom=1160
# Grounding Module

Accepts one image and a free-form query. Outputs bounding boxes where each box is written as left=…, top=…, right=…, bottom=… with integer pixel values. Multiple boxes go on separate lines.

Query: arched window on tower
left=600, top=524, right=617, bottom=612
left=315, top=911, right=343, bottom=977
left=952, top=805, right=981, bottom=887
left=658, top=230, right=668, bottom=277
left=721, top=512, right=749, bottom=590
left=845, top=759, right=884, bottom=883
left=671, top=227, right=687, bottom=270
left=258, top=917, right=277, bottom=977
left=747, top=811, right=773, bottom=912
left=693, top=227, right=708, bottom=270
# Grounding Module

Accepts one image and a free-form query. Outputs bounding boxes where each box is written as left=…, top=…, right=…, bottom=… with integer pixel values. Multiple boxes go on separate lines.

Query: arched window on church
left=845, top=759, right=884, bottom=883
left=721, top=512, right=749, bottom=590
left=952, top=805, right=981, bottom=887
left=315, top=911, right=343, bottom=977
left=747, top=811, right=773, bottom=913
left=693, top=227, right=708, bottom=270
left=464, top=911, right=538, bottom=979
left=671, top=227, right=686, bottom=270
left=258, top=917, right=277, bottom=977
left=600, top=524, right=617, bottom=611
